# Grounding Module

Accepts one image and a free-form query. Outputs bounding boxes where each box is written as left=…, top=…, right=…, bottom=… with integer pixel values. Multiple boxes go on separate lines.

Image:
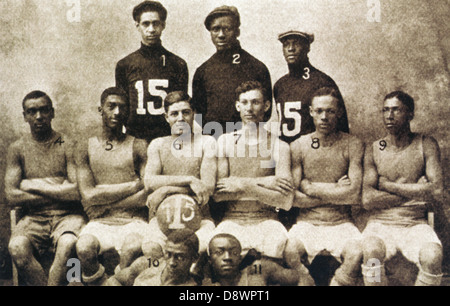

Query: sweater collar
left=139, top=41, right=165, bottom=57
left=288, top=59, right=311, bottom=77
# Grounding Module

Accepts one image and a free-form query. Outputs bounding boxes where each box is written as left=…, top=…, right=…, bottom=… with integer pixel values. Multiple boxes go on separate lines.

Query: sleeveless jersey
left=219, top=131, right=278, bottom=221
left=157, top=135, right=214, bottom=219
left=11, top=131, right=81, bottom=213
left=274, top=63, right=349, bottom=144
left=369, top=133, right=427, bottom=226
left=294, top=132, right=353, bottom=225
left=115, top=43, right=188, bottom=142
left=88, top=135, right=146, bottom=220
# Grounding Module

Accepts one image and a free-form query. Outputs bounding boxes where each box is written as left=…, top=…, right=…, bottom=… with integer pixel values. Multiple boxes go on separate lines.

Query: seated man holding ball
left=107, top=91, right=217, bottom=285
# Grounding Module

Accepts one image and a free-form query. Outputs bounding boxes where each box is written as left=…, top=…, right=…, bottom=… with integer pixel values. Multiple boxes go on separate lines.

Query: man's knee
left=55, top=234, right=78, bottom=259
left=418, top=242, right=442, bottom=274
left=76, top=234, right=100, bottom=260
left=362, top=236, right=386, bottom=263
left=121, top=233, right=143, bottom=256
left=9, top=236, right=34, bottom=264
left=284, top=238, right=307, bottom=265
left=342, top=240, right=363, bottom=266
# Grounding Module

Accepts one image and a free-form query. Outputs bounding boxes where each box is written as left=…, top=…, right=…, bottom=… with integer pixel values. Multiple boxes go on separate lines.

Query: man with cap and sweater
left=274, top=30, right=350, bottom=229
left=115, top=1, right=188, bottom=143
left=192, top=5, right=272, bottom=138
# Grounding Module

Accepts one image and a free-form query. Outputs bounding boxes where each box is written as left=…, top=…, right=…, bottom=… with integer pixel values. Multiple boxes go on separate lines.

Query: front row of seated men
left=5, top=81, right=444, bottom=286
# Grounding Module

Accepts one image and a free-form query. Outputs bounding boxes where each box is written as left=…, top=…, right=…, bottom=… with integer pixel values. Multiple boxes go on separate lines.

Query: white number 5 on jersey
left=135, top=79, right=168, bottom=115
left=277, top=101, right=302, bottom=137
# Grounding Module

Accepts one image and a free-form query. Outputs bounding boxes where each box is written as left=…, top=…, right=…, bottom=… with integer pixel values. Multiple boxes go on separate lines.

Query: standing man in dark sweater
left=115, top=1, right=188, bottom=142
left=192, top=6, right=272, bottom=137
left=274, top=30, right=349, bottom=145
left=274, top=30, right=350, bottom=229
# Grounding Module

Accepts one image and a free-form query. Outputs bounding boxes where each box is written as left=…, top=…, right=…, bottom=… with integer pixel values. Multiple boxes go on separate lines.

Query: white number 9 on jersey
left=277, top=101, right=302, bottom=137
left=135, top=79, right=168, bottom=115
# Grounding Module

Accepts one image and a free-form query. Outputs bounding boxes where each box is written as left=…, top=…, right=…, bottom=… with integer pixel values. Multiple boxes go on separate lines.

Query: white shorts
left=80, top=220, right=152, bottom=254
left=212, top=219, right=288, bottom=259
left=288, top=222, right=362, bottom=263
left=362, top=222, right=441, bottom=265
left=143, top=217, right=215, bottom=253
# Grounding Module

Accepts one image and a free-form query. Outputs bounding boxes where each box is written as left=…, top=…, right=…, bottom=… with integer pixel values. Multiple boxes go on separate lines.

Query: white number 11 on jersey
left=135, top=79, right=168, bottom=115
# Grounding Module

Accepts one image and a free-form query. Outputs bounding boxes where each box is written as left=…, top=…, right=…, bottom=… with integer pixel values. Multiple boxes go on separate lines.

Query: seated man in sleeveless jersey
left=361, top=91, right=444, bottom=286
left=5, top=90, right=85, bottom=286
left=202, top=233, right=300, bottom=286
left=104, top=91, right=216, bottom=286
left=212, top=81, right=299, bottom=286
left=285, top=87, right=364, bottom=286
left=74, top=87, right=151, bottom=285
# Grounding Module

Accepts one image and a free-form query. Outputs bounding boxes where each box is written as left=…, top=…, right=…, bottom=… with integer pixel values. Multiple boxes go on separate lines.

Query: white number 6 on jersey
left=135, top=79, right=168, bottom=115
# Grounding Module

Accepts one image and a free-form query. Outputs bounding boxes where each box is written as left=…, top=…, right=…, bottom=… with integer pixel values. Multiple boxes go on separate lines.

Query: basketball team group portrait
left=0, top=0, right=448, bottom=288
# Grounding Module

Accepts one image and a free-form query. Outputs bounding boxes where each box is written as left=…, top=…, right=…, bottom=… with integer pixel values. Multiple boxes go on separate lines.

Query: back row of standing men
left=5, top=1, right=445, bottom=286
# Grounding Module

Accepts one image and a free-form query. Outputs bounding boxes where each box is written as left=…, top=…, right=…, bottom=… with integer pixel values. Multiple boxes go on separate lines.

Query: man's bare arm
left=378, top=136, right=444, bottom=203
left=362, top=144, right=405, bottom=210
left=4, top=144, right=52, bottom=207
left=75, top=140, right=142, bottom=208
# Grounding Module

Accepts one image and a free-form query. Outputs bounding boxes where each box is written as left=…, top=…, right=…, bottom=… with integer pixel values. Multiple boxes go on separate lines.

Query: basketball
left=156, top=194, right=202, bottom=236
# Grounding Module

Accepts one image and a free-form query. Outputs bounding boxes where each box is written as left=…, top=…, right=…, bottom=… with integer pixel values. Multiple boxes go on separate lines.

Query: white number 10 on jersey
left=135, top=79, right=168, bottom=115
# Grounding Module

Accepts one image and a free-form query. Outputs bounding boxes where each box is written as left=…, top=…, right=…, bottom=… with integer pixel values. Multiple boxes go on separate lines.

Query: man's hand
left=216, top=177, right=243, bottom=194
left=190, top=177, right=211, bottom=206
left=257, top=176, right=293, bottom=196
left=337, top=175, right=351, bottom=186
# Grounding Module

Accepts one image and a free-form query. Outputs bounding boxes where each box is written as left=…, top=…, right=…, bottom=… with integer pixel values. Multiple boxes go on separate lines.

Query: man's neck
left=219, top=272, right=242, bottom=286
left=102, top=127, right=126, bottom=142
left=313, top=130, right=340, bottom=147
left=241, top=123, right=265, bottom=145
left=387, top=128, right=413, bottom=149
left=31, top=129, right=54, bottom=143
left=288, top=59, right=310, bottom=76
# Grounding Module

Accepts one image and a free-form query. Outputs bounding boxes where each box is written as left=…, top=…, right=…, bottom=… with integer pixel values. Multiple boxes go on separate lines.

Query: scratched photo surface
left=0, top=0, right=448, bottom=283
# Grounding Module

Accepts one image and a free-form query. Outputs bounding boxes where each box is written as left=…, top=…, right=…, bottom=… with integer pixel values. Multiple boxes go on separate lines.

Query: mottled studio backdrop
left=0, top=0, right=449, bottom=277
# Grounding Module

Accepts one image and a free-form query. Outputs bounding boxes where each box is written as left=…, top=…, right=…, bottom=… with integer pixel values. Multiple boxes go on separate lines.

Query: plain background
left=0, top=0, right=449, bottom=277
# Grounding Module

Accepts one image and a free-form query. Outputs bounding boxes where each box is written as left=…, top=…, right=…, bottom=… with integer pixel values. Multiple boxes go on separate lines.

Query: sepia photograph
left=0, top=0, right=448, bottom=289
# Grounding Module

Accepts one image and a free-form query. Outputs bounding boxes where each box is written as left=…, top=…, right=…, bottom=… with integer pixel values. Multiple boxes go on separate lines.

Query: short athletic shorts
left=12, top=212, right=86, bottom=256
left=362, top=222, right=441, bottom=265
left=288, top=221, right=362, bottom=263
left=212, top=219, right=288, bottom=259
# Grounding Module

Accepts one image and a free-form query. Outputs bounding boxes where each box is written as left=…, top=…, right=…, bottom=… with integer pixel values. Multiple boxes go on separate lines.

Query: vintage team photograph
left=0, top=0, right=448, bottom=288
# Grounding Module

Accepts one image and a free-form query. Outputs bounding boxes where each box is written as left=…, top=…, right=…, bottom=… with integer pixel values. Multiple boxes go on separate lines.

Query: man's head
left=278, top=30, right=314, bottom=66
left=22, top=91, right=54, bottom=136
left=235, top=81, right=271, bottom=125
left=164, top=91, right=195, bottom=136
left=164, top=229, right=199, bottom=280
left=310, top=87, right=343, bottom=135
left=382, top=91, right=414, bottom=134
left=208, top=233, right=242, bottom=280
left=133, top=1, right=167, bottom=46
left=205, top=6, right=240, bottom=51
left=99, top=87, right=129, bottom=130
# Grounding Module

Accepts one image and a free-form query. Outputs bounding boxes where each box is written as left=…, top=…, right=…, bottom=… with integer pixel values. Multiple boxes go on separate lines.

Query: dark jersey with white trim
left=115, top=42, right=188, bottom=142
left=274, top=62, right=349, bottom=144
left=192, top=43, right=272, bottom=134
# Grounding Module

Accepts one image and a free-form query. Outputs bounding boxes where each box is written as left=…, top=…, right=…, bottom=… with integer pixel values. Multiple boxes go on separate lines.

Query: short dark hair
left=208, top=233, right=242, bottom=255
left=164, top=91, right=195, bottom=113
left=100, top=87, right=128, bottom=106
left=310, top=87, right=343, bottom=109
left=22, top=90, right=53, bottom=110
left=235, top=80, right=268, bottom=102
left=384, top=91, right=415, bottom=113
left=133, top=1, right=167, bottom=22
left=167, top=229, right=199, bottom=256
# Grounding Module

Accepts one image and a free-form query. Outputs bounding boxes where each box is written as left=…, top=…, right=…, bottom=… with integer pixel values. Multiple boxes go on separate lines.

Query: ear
left=264, top=100, right=271, bottom=113
left=235, top=101, right=241, bottom=112
left=98, top=106, right=102, bottom=113
left=161, top=21, right=166, bottom=31
left=164, top=113, right=170, bottom=124
left=235, top=27, right=240, bottom=38
left=309, top=105, right=313, bottom=117
left=135, top=21, right=140, bottom=29
left=50, top=107, right=55, bottom=120
left=22, top=112, right=27, bottom=122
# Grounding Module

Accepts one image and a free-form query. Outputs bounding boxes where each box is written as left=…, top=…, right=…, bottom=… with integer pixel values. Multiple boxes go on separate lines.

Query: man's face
left=282, top=37, right=309, bottom=65
left=382, top=97, right=412, bottom=135
left=164, top=241, right=195, bottom=279
left=209, top=237, right=241, bottom=278
left=209, top=15, right=239, bottom=51
left=23, top=97, right=54, bottom=135
left=236, top=89, right=270, bottom=125
left=310, top=95, right=341, bottom=135
left=136, top=11, right=165, bottom=46
left=101, top=95, right=129, bottom=130
left=165, top=101, right=194, bottom=136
